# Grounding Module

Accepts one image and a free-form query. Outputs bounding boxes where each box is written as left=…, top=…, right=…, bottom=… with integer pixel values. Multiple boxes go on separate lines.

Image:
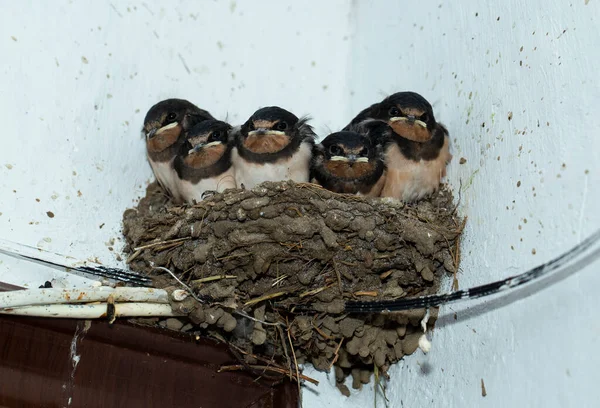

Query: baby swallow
left=143, top=99, right=214, bottom=203
left=232, top=106, right=316, bottom=189
left=345, top=92, right=452, bottom=202
left=311, top=129, right=386, bottom=197
left=173, top=120, right=237, bottom=203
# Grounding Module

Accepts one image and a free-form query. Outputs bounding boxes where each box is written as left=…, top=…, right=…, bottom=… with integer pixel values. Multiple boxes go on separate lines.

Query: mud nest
left=122, top=181, right=463, bottom=394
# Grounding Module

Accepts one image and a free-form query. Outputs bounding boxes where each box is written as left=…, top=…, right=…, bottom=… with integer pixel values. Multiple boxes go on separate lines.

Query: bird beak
left=188, top=144, right=204, bottom=154
left=146, top=128, right=157, bottom=139
left=147, top=122, right=179, bottom=139
left=188, top=141, right=222, bottom=154
left=389, top=116, right=427, bottom=129
left=342, top=154, right=369, bottom=164
left=248, top=128, right=285, bottom=137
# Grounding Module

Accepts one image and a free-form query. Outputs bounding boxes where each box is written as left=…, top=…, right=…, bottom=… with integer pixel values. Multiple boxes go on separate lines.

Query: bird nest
left=122, top=181, right=464, bottom=394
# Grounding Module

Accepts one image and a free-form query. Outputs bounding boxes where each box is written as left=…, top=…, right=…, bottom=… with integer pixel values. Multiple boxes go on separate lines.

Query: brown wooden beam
left=0, top=314, right=298, bottom=408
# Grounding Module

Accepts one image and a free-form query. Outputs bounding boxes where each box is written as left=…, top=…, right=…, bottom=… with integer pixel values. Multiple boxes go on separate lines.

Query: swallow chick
left=311, top=130, right=386, bottom=197
left=143, top=99, right=214, bottom=203
left=173, top=120, right=237, bottom=203
left=231, top=106, right=316, bottom=189
left=345, top=92, right=452, bottom=202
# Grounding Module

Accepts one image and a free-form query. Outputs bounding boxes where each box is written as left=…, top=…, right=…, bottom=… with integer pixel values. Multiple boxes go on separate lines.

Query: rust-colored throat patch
left=389, top=120, right=432, bottom=143
left=147, top=123, right=182, bottom=153
left=244, top=132, right=291, bottom=154
left=183, top=144, right=227, bottom=168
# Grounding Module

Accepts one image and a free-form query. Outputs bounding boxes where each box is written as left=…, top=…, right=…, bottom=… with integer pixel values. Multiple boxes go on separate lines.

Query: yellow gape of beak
left=156, top=121, right=178, bottom=134
left=330, top=156, right=369, bottom=163
left=329, top=156, right=350, bottom=162
left=389, top=117, right=427, bottom=129
left=188, top=140, right=223, bottom=155
left=248, top=129, right=285, bottom=137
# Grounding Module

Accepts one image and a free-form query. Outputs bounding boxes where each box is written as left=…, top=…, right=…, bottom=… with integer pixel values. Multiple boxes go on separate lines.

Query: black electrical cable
left=3, top=230, right=598, bottom=311
left=343, top=229, right=600, bottom=313
left=0, top=243, right=153, bottom=287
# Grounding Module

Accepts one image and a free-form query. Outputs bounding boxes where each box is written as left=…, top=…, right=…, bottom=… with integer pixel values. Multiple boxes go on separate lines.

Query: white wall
left=1, top=1, right=599, bottom=407
left=0, top=0, right=353, bottom=287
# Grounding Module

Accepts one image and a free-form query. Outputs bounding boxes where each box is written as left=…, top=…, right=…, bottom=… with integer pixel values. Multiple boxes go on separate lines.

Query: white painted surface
left=1, top=1, right=599, bottom=407
left=0, top=0, right=352, bottom=288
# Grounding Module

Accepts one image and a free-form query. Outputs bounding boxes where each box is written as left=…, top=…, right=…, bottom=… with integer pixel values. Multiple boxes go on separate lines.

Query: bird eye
left=420, top=113, right=430, bottom=122
left=388, top=107, right=400, bottom=117
left=209, top=131, right=221, bottom=142
left=360, top=147, right=370, bottom=157
left=328, top=145, right=343, bottom=156
left=167, top=112, right=177, bottom=121
left=276, top=121, right=288, bottom=131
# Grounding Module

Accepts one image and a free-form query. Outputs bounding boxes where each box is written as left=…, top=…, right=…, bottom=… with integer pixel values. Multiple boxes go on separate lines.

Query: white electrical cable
left=0, top=287, right=169, bottom=309
left=0, top=303, right=178, bottom=318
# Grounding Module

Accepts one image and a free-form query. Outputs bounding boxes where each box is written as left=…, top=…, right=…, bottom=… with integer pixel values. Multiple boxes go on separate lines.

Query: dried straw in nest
left=122, top=181, right=463, bottom=394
